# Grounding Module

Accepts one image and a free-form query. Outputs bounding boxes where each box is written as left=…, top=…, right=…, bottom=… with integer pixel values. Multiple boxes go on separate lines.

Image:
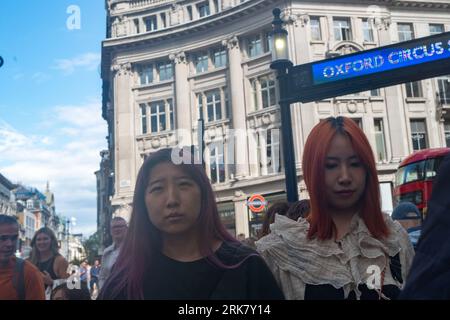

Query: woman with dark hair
left=29, top=227, right=69, bottom=298
left=259, top=201, right=290, bottom=239
left=51, top=282, right=91, bottom=300
left=286, top=200, right=310, bottom=222
left=256, top=117, right=414, bottom=300
left=98, top=147, right=284, bottom=300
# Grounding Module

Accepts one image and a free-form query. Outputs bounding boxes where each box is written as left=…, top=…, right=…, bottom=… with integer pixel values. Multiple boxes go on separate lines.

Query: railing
left=130, top=0, right=171, bottom=9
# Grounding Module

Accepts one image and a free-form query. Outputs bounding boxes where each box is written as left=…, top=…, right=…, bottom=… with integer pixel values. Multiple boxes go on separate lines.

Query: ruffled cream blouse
left=255, top=213, right=415, bottom=299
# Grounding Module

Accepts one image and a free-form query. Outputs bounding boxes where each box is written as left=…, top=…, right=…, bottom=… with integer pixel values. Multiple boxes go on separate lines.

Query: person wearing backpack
left=0, top=214, right=45, bottom=300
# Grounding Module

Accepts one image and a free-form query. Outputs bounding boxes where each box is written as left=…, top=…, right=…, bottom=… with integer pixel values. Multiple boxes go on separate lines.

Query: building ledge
left=132, top=79, right=174, bottom=91
left=188, top=66, right=228, bottom=81
left=405, top=97, right=427, bottom=103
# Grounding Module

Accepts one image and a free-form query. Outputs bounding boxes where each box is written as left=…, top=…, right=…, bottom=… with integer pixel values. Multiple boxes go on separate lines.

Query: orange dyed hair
left=302, top=116, right=389, bottom=240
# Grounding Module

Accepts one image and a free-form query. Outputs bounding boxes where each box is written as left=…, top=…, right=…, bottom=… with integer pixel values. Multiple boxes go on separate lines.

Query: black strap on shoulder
left=12, top=258, right=26, bottom=300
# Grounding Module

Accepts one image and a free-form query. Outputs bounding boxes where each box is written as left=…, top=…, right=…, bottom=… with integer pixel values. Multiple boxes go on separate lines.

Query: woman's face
left=36, top=233, right=52, bottom=253
left=324, top=134, right=366, bottom=214
left=145, top=162, right=202, bottom=236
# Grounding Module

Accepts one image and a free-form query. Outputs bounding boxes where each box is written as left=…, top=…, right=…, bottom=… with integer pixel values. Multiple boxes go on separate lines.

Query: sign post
left=270, top=5, right=450, bottom=204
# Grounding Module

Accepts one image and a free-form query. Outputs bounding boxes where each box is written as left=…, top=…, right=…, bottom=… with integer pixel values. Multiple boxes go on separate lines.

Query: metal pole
left=278, top=68, right=299, bottom=204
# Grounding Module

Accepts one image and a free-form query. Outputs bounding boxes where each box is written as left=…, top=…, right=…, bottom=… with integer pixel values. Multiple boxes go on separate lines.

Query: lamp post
left=270, top=8, right=299, bottom=204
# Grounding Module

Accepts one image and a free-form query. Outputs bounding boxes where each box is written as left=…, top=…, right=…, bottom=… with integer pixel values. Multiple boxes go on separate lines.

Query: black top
left=36, top=255, right=58, bottom=280
left=107, top=241, right=285, bottom=300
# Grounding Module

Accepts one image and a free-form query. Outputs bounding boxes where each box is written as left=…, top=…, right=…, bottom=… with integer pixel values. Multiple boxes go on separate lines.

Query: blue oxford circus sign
left=285, top=31, right=450, bottom=103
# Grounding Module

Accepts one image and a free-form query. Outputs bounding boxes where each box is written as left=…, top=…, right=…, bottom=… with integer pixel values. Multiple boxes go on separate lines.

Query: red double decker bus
left=393, top=148, right=450, bottom=217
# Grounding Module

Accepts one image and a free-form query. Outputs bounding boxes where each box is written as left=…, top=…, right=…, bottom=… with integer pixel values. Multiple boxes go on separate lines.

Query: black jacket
left=400, top=153, right=450, bottom=299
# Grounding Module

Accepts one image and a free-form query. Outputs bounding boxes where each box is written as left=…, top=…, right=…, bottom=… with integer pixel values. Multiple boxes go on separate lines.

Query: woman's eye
left=325, top=163, right=337, bottom=169
left=149, top=186, right=162, bottom=193
left=351, top=162, right=362, bottom=167
left=179, top=181, right=192, bottom=187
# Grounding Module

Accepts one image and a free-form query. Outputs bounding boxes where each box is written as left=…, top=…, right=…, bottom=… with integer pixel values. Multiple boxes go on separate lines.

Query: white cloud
left=0, top=100, right=107, bottom=238
left=53, top=53, right=100, bottom=75
left=31, top=72, right=51, bottom=84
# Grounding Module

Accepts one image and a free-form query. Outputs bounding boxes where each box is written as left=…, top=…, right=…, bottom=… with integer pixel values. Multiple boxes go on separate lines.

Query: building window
left=213, top=0, right=219, bottom=13
left=138, top=64, right=153, bottom=85
left=209, top=144, right=225, bottom=184
left=437, top=77, right=450, bottom=105
left=429, top=24, right=444, bottom=35
left=213, top=48, right=227, bottom=68
left=168, top=99, right=174, bottom=130
left=144, top=15, right=157, bottom=32
left=250, top=75, right=277, bottom=110
left=134, top=18, right=140, bottom=34
left=217, top=202, right=235, bottom=237
left=374, top=119, right=387, bottom=162
left=333, top=18, right=352, bottom=41
left=410, top=119, right=428, bottom=151
left=206, top=90, right=222, bottom=122
left=264, top=32, right=273, bottom=53
left=258, top=129, right=281, bottom=175
left=197, top=94, right=203, bottom=120
left=161, top=13, right=167, bottom=28
left=197, top=2, right=210, bottom=18
left=445, top=120, right=450, bottom=147
left=370, top=88, right=381, bottom=96
left=248, top=35, right=262, bottom=58
left=140, top=104, right=148, bottom=134
left=362, top=18, right=374, bottom=42
left=397, top=23, right=414, bottom=41
left=187, top=6, right=193, bottom=21
left=195, top=52, right=209, bottom=73
left=405, top=81, right=423, bottom=98
left=261, top=76, right=276, bottom=109
left=310, top=17, right=322, bottom=41
left=198, top=88, right=228, bottom=123
left=157, top=62, right=173, bottom=81
left=146, top=99, right=174, bottom=133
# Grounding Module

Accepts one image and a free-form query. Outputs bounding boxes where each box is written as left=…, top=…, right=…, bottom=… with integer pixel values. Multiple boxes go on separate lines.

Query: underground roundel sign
left=247, top=194, right=267, bottom=213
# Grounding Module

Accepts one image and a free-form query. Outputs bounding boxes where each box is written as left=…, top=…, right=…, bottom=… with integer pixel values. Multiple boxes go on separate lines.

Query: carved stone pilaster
left=222, top=35, right=239, bottom=50
left=169, top=51, right=187, bottom=64
left=111, top=62, right=132, bottom=76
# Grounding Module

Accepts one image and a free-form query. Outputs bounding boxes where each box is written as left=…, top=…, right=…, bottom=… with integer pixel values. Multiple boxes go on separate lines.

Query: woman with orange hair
left=256, top=116, right=414, bottom=300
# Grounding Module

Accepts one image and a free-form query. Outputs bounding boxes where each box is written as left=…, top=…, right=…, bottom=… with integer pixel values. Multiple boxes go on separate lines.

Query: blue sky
left=0, top=0, right=107, bottom=237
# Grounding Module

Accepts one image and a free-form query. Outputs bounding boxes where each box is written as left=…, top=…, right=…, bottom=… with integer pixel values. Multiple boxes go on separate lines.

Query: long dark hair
left=99, top=148, right=240, bottom=299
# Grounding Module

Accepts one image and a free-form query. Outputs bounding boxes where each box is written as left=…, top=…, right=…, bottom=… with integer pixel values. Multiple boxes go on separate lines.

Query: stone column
left=110, top=62, right=135, bottom=206
left=223, top=36, right=249, bottom=179
left=377, top=18, right=409, bottom=162
left=233, top=190, right=250, bottom=237
left=170, top=51, right=192, bottom=146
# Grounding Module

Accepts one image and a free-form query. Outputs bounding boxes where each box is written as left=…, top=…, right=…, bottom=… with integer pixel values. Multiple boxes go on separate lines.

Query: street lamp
left=270, top=8, right=292, bottom=70
left=270, top=8, right=299, bottom=204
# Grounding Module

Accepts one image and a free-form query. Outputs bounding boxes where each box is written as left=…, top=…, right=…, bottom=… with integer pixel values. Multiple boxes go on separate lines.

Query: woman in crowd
left=259, top=201, right=290, bottom=239
left=99, top=147, right=284, bottom=300
left=256, top=116, right=414, bottom=300
left=51, top=282, right=91, bottom=300
left=286, top=200, right=310, bottom=222
left=29, top=227, right=69, bottom=298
